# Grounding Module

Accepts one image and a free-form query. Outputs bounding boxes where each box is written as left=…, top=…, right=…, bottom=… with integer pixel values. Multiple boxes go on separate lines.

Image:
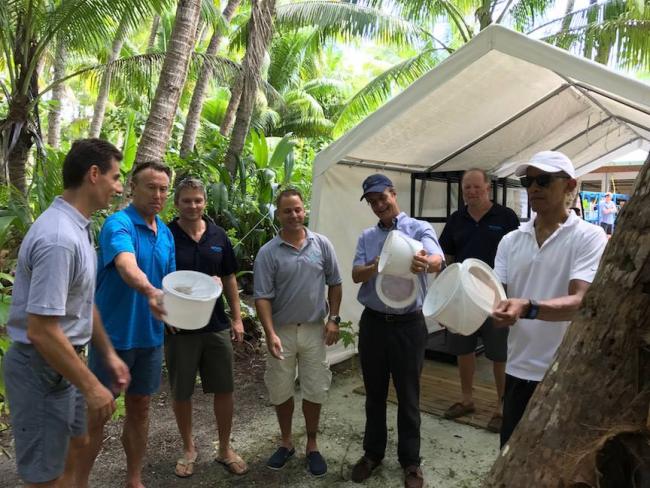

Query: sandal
left=443, top=402, right=475, bottom=419
left=487, top=413, right=503, bottom=433
left=216, top=452, right=249, bottom=475
left=174, top=451, right=198, bottom=478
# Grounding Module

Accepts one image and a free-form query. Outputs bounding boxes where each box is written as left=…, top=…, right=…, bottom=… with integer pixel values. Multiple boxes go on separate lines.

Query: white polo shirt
left=494, top=212, right=607, bottom=381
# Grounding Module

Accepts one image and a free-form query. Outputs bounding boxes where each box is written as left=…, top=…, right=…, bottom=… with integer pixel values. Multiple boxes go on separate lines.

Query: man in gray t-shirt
left=3, top=139, right=130, bottom=487
left=254, top=188, right=342, bottom=477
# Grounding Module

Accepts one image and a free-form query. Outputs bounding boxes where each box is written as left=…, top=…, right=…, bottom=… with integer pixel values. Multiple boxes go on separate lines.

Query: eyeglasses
left=519, top=174, right=570, bottom=188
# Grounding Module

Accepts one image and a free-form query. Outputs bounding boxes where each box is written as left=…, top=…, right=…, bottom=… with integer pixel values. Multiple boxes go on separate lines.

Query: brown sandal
left=443, top=402, right=476, bottom=419
left=174, top=452, right=198, bottom=478
left=216, top=453, right=249, bottom=475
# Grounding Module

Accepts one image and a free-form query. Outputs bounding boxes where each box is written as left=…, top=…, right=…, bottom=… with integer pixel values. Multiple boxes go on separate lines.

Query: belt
left=364, top=307, right=423, bottom=323
left=14, top=341, right=86, bottom=354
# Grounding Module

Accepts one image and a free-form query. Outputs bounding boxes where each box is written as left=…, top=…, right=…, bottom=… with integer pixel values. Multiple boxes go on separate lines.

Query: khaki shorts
left=165, top=329, right=234, bottom=401
left=264, top=322, right=332, bottom=405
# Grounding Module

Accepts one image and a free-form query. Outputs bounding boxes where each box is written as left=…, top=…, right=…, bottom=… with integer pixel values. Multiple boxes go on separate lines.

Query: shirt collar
left=126, top=203, right=162, bottom=229
left=521, top=210, right=580, bottom=234
left=377, top=212, right=406, bottom=230
left=275, top=226, right=313, bottom=247
left=52, top=196, right=91, bottom=230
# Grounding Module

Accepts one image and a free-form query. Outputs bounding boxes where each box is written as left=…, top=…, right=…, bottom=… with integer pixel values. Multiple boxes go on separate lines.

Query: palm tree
left=46, top=35, right=66, bottom=148
left=135, top=0, right=203, bottom=165
left=180, top=0, right=242, bottom=158
left=223, top=0, right=275, bottom=176
left=0, top=0, right=171, bottom=192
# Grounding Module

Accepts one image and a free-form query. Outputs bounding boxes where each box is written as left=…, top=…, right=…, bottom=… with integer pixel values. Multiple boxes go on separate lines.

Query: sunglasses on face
left=519, top=174, right=570, bottom=188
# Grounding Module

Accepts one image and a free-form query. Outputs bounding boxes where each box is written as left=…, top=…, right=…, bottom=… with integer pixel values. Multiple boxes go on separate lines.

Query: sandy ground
left=0, top=351, right=499, bottom=487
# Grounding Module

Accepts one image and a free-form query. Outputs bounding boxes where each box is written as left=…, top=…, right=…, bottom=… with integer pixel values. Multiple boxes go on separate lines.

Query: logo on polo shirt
left=488, top=225, right=504, bottom=232
left=211, top=246, right=223, bottom=253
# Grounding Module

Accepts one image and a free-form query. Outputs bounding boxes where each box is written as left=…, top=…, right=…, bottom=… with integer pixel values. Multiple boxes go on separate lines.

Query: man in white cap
left=492, top=151, right=607, bottom=447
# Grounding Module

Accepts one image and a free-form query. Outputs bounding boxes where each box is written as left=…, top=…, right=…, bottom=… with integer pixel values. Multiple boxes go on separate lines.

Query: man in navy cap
left=350, top=174, right=444, bottom=488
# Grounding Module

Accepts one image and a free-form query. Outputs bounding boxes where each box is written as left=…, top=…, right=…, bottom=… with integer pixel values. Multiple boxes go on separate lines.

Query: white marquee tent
left=310, top=25, right=650, bottom=364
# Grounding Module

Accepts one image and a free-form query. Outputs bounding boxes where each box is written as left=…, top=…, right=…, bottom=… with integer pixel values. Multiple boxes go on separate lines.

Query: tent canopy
left=311, top=25, right=650, bottom=364
left=313, top=25, right=650, bottom=181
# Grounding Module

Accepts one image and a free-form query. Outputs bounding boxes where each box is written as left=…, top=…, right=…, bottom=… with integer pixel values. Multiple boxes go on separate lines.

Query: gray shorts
left=164, top=329, right=234, bottom=401
left=447, top=318, right=508, bottom=362
left=4, top=342, right=86, bottom=484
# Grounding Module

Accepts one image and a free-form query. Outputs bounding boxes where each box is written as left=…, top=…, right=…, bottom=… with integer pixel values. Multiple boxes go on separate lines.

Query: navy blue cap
left=360, top=174, right=393, bottom=201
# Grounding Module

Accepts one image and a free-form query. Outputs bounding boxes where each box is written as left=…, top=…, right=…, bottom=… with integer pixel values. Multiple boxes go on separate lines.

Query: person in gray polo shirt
left=3, top=139, right=130, bottom=487
left=254, top=188, right=342, bottom=477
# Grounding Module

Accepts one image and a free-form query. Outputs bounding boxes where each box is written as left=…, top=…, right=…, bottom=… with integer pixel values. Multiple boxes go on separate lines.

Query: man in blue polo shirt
left=80, top=161, right=175, bottom=488
left=351, top=174, right=444, bottom=488
left=439, top=168, right=519, bottom=433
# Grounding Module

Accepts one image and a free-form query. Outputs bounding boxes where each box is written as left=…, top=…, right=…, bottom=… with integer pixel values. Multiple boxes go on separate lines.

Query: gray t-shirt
left=253, top=228, right=342, bottom=326
left=8, top=197, right=97, bottom=345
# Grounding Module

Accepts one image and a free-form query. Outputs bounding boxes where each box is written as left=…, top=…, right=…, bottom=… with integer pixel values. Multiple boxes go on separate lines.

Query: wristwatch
left=328, top=315, right=341, bottom=325
left=524, top=300, right=539, bottom=320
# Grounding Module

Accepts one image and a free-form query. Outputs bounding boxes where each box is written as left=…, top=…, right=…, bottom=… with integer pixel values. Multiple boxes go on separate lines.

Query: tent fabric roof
left=313, top=25, right=650, bottom=179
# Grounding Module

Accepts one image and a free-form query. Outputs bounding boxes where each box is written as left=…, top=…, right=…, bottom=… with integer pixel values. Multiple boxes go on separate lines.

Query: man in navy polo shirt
left=81, top=161, right=174, bottom=488
left=165, top=177, right=248, bottom=478
left=351, top=174, right=444, bottom=488
left=439, top=168, right=519, bottom=433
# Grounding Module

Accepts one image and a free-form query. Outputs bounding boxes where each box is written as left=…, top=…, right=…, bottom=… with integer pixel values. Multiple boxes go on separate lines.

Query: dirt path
left=0, top=349, right=498, bottom=487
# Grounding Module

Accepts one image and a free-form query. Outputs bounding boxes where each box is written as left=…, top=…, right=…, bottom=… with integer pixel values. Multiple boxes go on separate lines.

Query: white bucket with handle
left=422, top=259, right=506, bottom=336
left=378, top=230, right=424, bottom=276
left=162, top=270, right=222, bottom=330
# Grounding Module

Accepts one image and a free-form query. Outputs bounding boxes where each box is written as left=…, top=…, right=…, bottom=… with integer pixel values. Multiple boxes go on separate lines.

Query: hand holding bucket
left=162, top=270, right=223, bottom=330
left=422, top=259, right=506, bottom=336
left=378, top=230, right=424, bottom=277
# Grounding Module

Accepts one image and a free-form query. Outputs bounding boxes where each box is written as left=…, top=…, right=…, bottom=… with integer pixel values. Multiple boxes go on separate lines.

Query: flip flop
left=216, top=453, right=249, bottom=475
left=174, top=451, right=198, bottom=478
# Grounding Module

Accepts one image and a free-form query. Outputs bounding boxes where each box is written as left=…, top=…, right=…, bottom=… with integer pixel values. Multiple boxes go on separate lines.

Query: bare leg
left=60, top=434, right=89, bottom=487
left=72, top=415, right=106, bottom=488
left=302, top=399, right=321, bottom=453
left=122, top=394, right=151, bottom=488
left=457, top=353, right=476, bottom=406
left=493, top=361, right=506, bottom=415
left=26, top=480, right=59, bottom=488
left=275, top=397, right=294, bottom=448
left=172, top=399, right=196, bottom=461
left=213, top=392, right=234, bottom=458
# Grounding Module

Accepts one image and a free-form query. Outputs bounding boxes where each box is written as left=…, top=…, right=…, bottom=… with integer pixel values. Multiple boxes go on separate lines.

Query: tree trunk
left=484, top=154, right=650, bottom=487
left=135, top=0, right=202, bottom=165
left=219, top=72, right=244, bottom=137
left=180, top=0, right=241, bottom=158
left=47, top=37, right=66, bottom=148
left=147, top=15, right=160, bottom=52
left=88, top=11, right=130, bottom=138
left=223, top=0, right=274, bottom=176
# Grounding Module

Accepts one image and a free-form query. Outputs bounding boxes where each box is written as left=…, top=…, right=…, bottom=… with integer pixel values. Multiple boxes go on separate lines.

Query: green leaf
left=269, top=133, right=295, bottom=169
left=0, top=296, right=12, bottom=327
left=283, top=150, right=295, bottom=185
left=209, top=182, right=229, bottom=214
left=121, top=110, right=138, bottom=174
left=250, top=130, right=269, bottom=169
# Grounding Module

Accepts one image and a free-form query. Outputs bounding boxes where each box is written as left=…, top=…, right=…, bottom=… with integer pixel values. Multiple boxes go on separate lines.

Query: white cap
left=514, top=151, right=576, bottom=178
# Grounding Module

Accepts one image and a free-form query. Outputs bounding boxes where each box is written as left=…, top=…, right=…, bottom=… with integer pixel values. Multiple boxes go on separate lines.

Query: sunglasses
left=519, top=174, right=570, bottom=188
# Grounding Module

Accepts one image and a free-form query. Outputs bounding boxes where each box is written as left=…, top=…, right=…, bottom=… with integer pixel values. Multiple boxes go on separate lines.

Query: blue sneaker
left=267, top=446, right=295, bottom=470
left=306, top=451, right=327, bottom=477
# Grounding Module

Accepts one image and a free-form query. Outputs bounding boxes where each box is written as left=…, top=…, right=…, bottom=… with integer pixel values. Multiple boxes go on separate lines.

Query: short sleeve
left=26, top=244, right=75, bottom=316
left=220, top=233, right=238, bottom=276
left=570, top=226, right=607, bottom=283
left=352, top=233, right=367, bottom=267
left=438, top=213, right=457, bottom=255
left=320, top=236, right=342, bottom=286
left=253, top=246, right=276, bottom=300
left=494, top=235, right=510, bottom=285
left=98, top=216, right=135, bottom=267
left=507, top=208, right=520, bottom=232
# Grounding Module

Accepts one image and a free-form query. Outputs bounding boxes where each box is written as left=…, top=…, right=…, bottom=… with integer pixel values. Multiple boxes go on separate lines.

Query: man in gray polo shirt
left=3, top=139, right=130, bottom=487
left=254, top=188, right=342, bottom=477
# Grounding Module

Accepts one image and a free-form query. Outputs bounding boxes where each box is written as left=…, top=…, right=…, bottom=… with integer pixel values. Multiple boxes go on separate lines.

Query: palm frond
left=274, top=115, right=334, bottom=138
left=333, top=48, right=443, bottom=137
left=507, top=0, right=556, bottom=32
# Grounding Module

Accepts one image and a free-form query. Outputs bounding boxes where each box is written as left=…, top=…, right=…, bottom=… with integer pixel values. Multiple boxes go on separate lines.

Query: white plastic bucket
left=422, top=260, right=506, bottom=336
left=378, top=230, right=424, bottom=276
left=162, top=270, right=222, bottom=330
left=375, top=273, right=419, bottom=309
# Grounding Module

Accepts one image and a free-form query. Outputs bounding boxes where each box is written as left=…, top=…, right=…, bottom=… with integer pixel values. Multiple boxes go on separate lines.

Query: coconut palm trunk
left=46, top=37, right=66, bottom=148
left=484, top=154, right=650, bottom=486
left=135, top=0, right=202, bottom=165
left=180, top=0, right=241, bottom=157
left=219, top=73, right=244, bottom=137
left=223, top=0, right=274, bottom=176
left=147, top=15, right=160, bottom=52
left=88, top=11, right=130, bottom=138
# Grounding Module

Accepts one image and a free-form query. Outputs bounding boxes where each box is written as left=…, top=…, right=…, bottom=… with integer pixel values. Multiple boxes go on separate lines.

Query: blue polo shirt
left=96, top=204, right=176, bottom=349
left=439, top=203, right=519, bottom=267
